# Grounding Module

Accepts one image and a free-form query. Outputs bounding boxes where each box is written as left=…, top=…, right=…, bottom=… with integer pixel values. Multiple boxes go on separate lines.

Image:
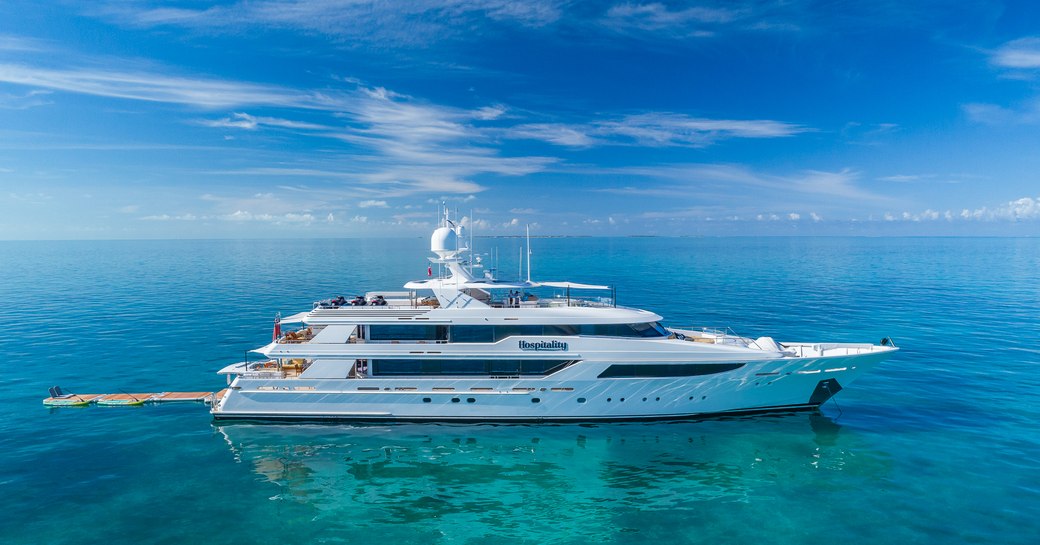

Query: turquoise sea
left=2, top=237, right=1039, bottom=544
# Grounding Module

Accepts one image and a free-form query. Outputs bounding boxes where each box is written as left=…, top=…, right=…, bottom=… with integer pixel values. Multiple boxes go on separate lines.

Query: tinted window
left=368, top=325, right=447, bottom=341
left=543, top=324, right=579, bottom=336
left=451, top=325, right=495, bottom=343
left=370, top=359, right=574, bottom=376
left=579, top=323, right=668, bottom=338
left=598, top=363, right=744, bottom=378
left=494, top=325, right=543, bottom=341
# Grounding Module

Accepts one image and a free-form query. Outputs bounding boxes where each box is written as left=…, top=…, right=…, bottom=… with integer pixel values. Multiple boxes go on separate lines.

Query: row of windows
left=371, top=359, right=574, bottom=376
left=423, top=397, right=543, bottom=403
left=366, top=322, right=669, bottom=342
left=407, top=395, right=714, bottom=404
left=597, top=363, right=745, bottom=378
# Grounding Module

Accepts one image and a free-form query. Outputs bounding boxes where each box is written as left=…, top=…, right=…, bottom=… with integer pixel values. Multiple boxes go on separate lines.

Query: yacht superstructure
left=211, top=215, right=897, bottom=422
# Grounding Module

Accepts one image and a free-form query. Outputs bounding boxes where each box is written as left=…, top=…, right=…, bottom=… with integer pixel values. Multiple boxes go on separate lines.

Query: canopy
left=404, top=279, right=609, bottom=290
left=249, top=341, right=278, bottom=356
left=538, top=281, right=610, bottom=290
left=279, top=311, right=309, bottom=324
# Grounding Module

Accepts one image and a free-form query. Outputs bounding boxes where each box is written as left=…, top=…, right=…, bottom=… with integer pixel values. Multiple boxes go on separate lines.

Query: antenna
left=526, top=224, right=531, bottom=283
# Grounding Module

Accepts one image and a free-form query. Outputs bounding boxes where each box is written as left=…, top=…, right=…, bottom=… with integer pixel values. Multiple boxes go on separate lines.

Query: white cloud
left=507, top=124, right=597, bottom=147
left=140, top=213, right=198, bottom=221
left=94, top=1, right=565, bottom=45
left=874, top=198, right=1040, bottom=223
left=600, top=164, right=886, bottom=204
left=788, top=213, right=800, bottom=220
left=358, top=199, right=388, bottom=208
left=510, top=208, right=537, bottom=214
left=962, top=196, right=1040, bottom=221
left=992, top=37, right=1040, bottom=69
left=603, top=3, right=745, bottom=34
left=0, top=89, right=52, bottom=110
left=964, top=99, right=1040, bottom=125
left=351, top=215, right=368, bottom=223
left=223, top=210, right=316, bottom=223
left=199, top=112, right=328, bottom=131
left=0, top=63, right=341, bottom=110
left=507, top=112, right=807, bottom=148
left=810, top=212, right=822, bottom=222
left=0, top=34, right=48, bottom=52
left=878, top=173, right=935, bottom=183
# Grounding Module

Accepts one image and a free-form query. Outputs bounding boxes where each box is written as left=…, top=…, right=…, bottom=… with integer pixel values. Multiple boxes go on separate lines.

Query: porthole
left=642, top=397, right=647, bottom=401
left=607, top=398, right=612, bottom=402
left=655, top=397, right=660, bottom=401
left=620, top=398, right=625, bottom=402
left=688, top=396, right=693, bottom=400
left=467, top=398, right=476, bottom=403
left=451, top=398, right=460, bottom=403
left=422, top=397, right=431, bottom=403
left=577, top=397, right=587, bottom=403
left=531, top=398, right=541, bottom=403
left=702, top=395, right=706, bottom=400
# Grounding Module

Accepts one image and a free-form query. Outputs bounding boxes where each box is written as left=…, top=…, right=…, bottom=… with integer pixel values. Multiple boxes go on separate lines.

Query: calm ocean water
left=1, top=237, right=1038, bottom=544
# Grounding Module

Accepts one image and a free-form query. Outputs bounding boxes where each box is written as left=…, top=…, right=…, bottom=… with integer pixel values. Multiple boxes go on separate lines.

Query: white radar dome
left=431, top=226, right=458, bottom=254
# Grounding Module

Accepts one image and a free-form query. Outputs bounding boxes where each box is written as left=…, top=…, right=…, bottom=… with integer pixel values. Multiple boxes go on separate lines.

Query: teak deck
left=43, top=391, right=221, bottom=406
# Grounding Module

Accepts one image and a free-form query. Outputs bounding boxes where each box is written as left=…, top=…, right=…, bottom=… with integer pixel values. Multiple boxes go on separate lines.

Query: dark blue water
left=2, top=237, right=1038, bottom=544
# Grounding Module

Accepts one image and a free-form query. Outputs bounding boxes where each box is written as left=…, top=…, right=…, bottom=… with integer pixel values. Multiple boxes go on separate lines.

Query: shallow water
left=1, top=237, right=1038, bottom=544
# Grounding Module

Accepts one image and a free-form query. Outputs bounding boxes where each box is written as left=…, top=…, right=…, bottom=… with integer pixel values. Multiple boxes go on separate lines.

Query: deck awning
left=249, top=341, right=278, bottom=356
left=280, top=311, right=309, bottom=324
left=405, top=279, right=609, bottom=290
left=538, top=281, right=610, bottom=290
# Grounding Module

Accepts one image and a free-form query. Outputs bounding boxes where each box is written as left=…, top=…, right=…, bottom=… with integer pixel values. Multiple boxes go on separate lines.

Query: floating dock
left=44, top=390, right=227, bottom=407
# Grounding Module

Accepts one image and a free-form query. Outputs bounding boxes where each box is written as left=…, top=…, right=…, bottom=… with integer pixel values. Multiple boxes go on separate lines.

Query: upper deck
left=297, top=293, right=662, bottom=326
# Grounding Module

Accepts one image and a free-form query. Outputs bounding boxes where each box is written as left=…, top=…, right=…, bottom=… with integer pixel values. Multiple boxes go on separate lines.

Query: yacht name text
left=519, top=340, right=569, bottom=351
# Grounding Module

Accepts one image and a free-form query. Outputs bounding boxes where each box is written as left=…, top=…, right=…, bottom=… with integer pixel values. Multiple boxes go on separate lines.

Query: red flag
left=428, top=265, right=432, bottom=277
left=272, top=313, right=282, bottom=342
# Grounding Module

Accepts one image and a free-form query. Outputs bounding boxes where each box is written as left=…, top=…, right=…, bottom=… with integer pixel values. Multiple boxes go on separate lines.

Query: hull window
left=598, top=363, right=745, bottom=378
left=371, top=359, right=575, bottom=376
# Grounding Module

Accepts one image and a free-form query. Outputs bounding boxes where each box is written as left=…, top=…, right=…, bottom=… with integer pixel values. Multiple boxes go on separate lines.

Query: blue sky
left=2, top=0, right=1040, bottom=238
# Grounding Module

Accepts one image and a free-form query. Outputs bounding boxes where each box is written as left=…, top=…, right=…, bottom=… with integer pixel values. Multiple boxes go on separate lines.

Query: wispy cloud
left=224, top=210, right=316, bottom=223
left=0, top=63, right=340, bottom=109
left=0, top=89, right=52, bottom=110
left=508, top=113, right=807, bottom=148
left=0, top=34, right=48, bottom=52
left=602, top=2, right=745, bottom=34
left=358, top=199, right=388, bottom=208
left=598, top=163, right=884, bottom=203
left=877, top=173, right=936, bottom=183
left=963, top=99, right=1040, bottom=125
left=198, top=112, right=328, bottom=130
left=93, top=0, right=565, bottom=46
left=991, top=37, right=1040, bottom=69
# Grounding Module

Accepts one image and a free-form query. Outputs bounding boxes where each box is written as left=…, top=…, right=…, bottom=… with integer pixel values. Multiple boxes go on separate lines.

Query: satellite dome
left=431, top=226, right=457, bottom=254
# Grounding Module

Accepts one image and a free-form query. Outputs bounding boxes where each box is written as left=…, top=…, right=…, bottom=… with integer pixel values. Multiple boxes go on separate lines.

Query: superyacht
left=212, top=214, right=897, bottom=422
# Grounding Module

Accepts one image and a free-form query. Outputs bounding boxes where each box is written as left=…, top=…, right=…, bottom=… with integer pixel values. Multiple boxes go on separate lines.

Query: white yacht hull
left=212, top=347, right=893, bottom=422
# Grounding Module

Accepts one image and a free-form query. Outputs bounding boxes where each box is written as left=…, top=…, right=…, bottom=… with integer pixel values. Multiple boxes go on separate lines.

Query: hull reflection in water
left=215, top=414, right=890, bottom=542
